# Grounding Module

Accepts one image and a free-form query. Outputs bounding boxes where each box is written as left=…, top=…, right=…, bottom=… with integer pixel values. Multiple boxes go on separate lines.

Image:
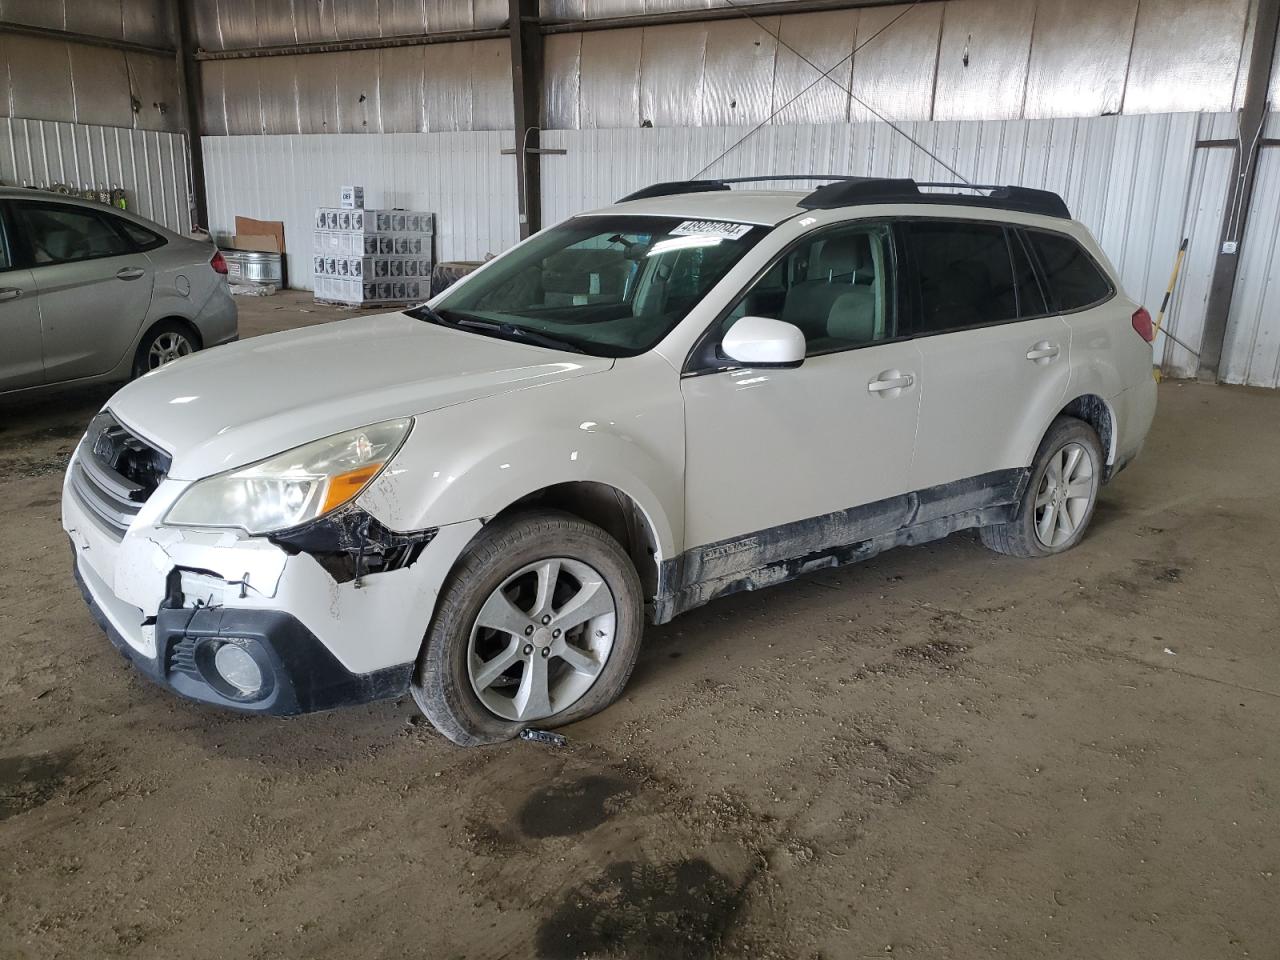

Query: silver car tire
left=412, top=510, right=644, bottom=746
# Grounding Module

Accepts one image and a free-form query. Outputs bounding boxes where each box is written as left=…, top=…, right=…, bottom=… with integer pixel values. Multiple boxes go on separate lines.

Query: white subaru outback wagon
left=63, top=177, right=1157, bottom=745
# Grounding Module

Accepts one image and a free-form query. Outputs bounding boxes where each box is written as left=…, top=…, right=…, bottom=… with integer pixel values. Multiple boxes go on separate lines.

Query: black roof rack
left=617, top=175, right=1071, bottom=219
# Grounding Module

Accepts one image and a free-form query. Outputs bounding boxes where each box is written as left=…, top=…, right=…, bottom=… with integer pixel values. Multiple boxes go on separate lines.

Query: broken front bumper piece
left=63, top=461, right=481, bottom=716
left=74, top=555, right=411, bottom=714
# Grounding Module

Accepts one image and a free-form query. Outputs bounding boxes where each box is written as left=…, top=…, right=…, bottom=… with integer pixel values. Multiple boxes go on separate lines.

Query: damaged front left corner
left=268, top=505, right=438, bottom=585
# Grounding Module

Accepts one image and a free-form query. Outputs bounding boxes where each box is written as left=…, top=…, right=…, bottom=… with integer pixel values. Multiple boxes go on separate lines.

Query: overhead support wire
left=691, top=0, right=971, bottom=184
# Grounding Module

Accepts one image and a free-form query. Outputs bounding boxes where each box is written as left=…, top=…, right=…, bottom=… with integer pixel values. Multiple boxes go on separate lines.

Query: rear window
left=1025, top=230, right=1112, bottom=311
left=114, top=217, right=167, bottom=251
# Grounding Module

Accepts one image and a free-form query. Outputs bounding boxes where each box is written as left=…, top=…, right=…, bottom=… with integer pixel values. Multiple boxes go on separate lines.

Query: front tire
left=981, top=416, right=1103, bottom=558
left=411, top=510, right=644, bottom=746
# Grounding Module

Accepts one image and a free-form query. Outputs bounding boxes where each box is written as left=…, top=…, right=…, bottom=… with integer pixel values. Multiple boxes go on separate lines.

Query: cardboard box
left=234, top=216, right=285, bottom=253
left=340, top=186, right=365, bottom=209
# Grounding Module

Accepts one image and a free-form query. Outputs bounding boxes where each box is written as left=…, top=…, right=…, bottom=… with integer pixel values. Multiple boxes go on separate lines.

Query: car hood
left=107, top=311, right=612, bottom=480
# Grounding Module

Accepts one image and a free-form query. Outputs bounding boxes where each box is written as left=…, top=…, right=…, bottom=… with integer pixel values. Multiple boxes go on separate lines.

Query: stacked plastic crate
left=312, top=207, right=435, bottom=305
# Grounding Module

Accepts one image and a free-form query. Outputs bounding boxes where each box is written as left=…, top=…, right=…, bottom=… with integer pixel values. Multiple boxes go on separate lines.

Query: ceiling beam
left=0, top=20, right=174, bottom=57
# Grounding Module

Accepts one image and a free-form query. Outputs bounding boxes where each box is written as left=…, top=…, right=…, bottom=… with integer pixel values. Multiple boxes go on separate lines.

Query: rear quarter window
left=113, top=217, right=167, bottom=252
left=1025, top=230, right=1113, bottom=312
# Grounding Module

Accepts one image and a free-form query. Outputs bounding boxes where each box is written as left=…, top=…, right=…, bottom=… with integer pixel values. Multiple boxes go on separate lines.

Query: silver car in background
left=0, top=187, right=237, bottom=395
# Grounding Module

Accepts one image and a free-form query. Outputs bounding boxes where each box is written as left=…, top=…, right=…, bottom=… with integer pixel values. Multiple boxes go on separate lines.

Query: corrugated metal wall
left=0, top=117, right=192, bottom=234
left=201, top=130, right=519, bottom=283
left=0, top=0, right=179, bottom=133
left=1221, top=114, right=1280, bottom=388
left=197, top=0, right=1266, bottom=135
left=190, top=0, right=507, bottom=48
left=539, top=0, right=1258, bottom=130
left=198, top=40, right=514, bottom=135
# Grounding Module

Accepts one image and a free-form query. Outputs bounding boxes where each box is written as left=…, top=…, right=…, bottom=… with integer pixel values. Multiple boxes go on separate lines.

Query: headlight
left=165, top=419, right=412, bottom=534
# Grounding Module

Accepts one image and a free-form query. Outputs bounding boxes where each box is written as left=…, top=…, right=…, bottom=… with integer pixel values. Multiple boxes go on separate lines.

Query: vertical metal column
left=508, top=0, right=544, bottom=239
left=173, top=0, right=208, bottom=230
left=1197, top=0, right=1280, bottom=381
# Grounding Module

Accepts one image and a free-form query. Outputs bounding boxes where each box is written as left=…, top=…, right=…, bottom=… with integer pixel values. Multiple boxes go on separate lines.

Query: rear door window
left=12, top=202, right=132, bottom=265
left=903, top=221, right=1020, bottom=333
left=1025, top=230, right=1113, bottom=312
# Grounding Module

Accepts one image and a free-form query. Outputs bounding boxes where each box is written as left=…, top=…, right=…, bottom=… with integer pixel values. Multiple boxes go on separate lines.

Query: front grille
left=70, top=411, right=171, bottom=540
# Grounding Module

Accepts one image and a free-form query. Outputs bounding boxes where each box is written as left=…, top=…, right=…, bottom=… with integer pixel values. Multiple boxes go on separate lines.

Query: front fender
left=356, top=354, right=685, bottom=559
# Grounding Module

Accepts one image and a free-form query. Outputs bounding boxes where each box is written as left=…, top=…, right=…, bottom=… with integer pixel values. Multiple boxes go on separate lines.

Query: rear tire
left=411, top=510, right=644, bottom=746
left=980, top=416, right=1103, bottom=558
left=133, top=321, right=199, bottom=378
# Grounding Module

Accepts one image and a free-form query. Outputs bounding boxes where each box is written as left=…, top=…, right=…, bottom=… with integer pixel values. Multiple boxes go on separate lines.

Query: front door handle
left=1026, top=341, right=1061, bottom=363
left=868, top=370, right=915, bottom=396
left=116, top=267, right=146, bottom=281
left=0, top=287, right=21, bottom=301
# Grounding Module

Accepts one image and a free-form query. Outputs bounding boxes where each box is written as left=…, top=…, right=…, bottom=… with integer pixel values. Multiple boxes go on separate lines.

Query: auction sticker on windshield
left=670, top=220, right=754, bottom=240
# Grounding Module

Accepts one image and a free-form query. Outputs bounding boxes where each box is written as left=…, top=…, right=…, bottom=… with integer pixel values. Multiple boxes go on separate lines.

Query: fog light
left=213, top=642, right=264, bottom=696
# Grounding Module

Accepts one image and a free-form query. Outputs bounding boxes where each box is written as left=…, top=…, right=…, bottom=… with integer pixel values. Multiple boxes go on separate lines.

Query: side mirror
left=721, top=316, right=806, bottom=368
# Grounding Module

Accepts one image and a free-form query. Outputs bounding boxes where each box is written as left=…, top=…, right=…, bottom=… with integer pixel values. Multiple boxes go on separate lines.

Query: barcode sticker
left=670, top=220, right=754, bottom=240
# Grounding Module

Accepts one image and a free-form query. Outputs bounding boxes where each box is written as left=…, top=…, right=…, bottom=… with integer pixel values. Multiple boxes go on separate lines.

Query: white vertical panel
left=0, top=116, right=190, bottom=234
left=200, top=130, right=520, bottom=288
left=1221, top=114, right=1280, bottom=388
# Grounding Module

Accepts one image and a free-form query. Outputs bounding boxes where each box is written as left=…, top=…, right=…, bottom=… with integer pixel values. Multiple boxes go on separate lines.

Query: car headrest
left=812, top=233, right=871, bottom=281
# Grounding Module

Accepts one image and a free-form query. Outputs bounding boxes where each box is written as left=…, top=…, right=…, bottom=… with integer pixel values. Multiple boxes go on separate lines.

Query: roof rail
left=617, top=174, right=856, bottom=203
left=617, top=176, right=1070, bottom=219
left=799, top=179, right=1071, bottom=218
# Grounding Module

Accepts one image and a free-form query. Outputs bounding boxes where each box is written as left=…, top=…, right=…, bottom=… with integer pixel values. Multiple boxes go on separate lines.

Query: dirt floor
left=2, top=290, right=1279, bottom=959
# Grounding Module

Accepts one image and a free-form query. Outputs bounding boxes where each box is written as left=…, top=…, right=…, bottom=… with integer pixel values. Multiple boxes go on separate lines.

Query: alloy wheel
left=147, top=332, right=193, bottom=369
left=467, top=557, right=617, bottom=722
left=1033, top=441, right=1096, bottom=548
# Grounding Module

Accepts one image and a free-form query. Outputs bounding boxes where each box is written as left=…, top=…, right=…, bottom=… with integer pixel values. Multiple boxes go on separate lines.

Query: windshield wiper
left=409, top=303, right=585, bottom=354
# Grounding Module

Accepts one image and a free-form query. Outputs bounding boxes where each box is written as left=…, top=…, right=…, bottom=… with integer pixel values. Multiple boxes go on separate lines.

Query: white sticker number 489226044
left=669, top=220, right=754, bottom=240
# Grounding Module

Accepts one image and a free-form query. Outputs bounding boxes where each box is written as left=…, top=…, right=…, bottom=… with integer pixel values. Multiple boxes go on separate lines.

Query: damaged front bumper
left=63, top=456, right=480, bottom=716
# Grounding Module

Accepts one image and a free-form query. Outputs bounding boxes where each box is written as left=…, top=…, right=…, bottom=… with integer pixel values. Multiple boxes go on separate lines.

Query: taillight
left=210, top=250, right=228, bottom=275
left=1131, top=306, right=1155, bottom=343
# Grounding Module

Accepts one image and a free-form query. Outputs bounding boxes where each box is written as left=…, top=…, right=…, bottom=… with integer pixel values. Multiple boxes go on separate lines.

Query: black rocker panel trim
left=651, top=468, right=1028, bottom=624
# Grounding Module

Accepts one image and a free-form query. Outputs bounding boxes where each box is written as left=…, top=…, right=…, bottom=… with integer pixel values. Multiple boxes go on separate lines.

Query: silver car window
left=14, top=202, right=132, bottom=265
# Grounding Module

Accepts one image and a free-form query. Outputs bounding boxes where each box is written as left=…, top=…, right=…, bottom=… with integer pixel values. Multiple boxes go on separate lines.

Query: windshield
left=413, top=215, right=770, bottom=357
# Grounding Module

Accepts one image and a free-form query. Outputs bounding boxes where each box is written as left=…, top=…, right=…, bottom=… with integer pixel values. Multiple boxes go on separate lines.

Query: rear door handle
left=0, top=287, right=21, bottom=301
left=1026, top=341, right=1061, bottom=363
left=868, top=370, right=915, bottom=395
left=116, top=267, right=146, bottom=281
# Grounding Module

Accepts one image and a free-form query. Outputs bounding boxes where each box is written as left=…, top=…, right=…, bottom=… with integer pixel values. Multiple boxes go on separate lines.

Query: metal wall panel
left=701, top=17, right=779, bottom=126
left=580, top=29, right=641, bottom=128
left=638, top=23, right=707, bottom=126
left=379, top=45, right=428, bottom=132
left=200, top=129, right=519, bottom=285
left=190, top=0, right=506, bottom=48
left=770, top=10, right=856, bottom=125
left=256, top=54, right=302, bottom=134
left=293, top=53, right=340, bottom=132
left=1221, top=114, right=1280, bottom=387
left=221, top=58, right=265, bottom=134
left=0, top=0, right=168, bottom=44
left=932, top=0, right=1034, bottom=121
left=471, top=38, right=514, bottom=130
left=1024, top=0, right=1136, bottom=120
left=544, top=32, right=582, bottom=129
left=1124, top=0, right=1250, bottom=114
left=125, top=52, right=182, bottom=133
left=849, top=3, right=941, bottom=123
left=3, top=34, right=76, bottom=123
left=0, top=116, right=191, bottom=234
left=333, top=49, right=384, bottom=132
left=540, top=112, right=1231, bottom=380
left=68, top=45, right=134, bottom=129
